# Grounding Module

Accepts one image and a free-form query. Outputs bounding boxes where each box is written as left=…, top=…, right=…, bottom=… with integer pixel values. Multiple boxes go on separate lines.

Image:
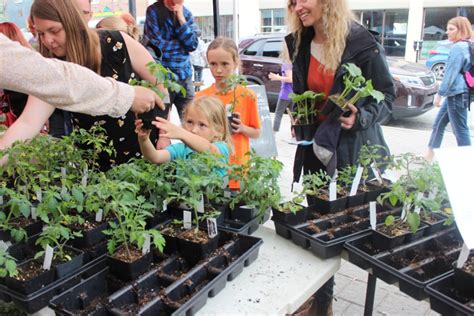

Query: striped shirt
left=144, top=2, right=198, bottom=81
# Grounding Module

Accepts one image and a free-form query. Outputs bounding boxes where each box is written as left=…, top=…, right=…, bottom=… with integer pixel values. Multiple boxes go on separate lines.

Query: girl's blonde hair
left=287, top=0, right=355, bottom=71
left=97, top=15, right=140, bottom=40
left=447, top=16, right=474, bottom=42
left=31, top=0, right=101, bottom=73
left=207, top=36, right=239, bottom=64
left=183, top=96, right=233, bottom=152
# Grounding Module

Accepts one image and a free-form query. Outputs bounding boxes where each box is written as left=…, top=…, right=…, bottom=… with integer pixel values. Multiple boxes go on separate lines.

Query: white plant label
left=61, top=167, right=67, bottom=179
left=142, top=233, right=151, bottom=255
left=183, top=211, right=192, bottom=229
left=224, top=190, right=232, bottom=198
left=162, top=200, right=168, bottom=211
left=31, top=207, right=37, bottom=220
left=81, top=165, right=88, bottom=187
left=370, top=163, right=383, bottom=184
left=401, top=203, right=408, bottom=222
left=207, top=218, right=218, bottom=238
left=370, top=202, right=377, bottom=230
left=222, top=176, right=229, bottom=189
left=197, top=194, right=205, bottom=213
left=95, top=209, right=103, bottom=222
left=350, top=165, right=364, bottom=196
left=329, top=181, right=337, bottom=201
left=43, top=245, right=54, bottom=271
left=0, top=240, right=8, bottom=251
left=414, top=192, right=424, bottom=214
left=35, top=189, right=42, bottom=203
left=428, top=188, right=438, bottom=200
left=0, top=195, right=3, bottom=205
left=457, top=243, right=470, bottom=268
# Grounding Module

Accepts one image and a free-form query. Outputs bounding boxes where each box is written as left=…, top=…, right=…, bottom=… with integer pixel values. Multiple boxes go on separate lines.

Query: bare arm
left=268, top=69, right=293, bottom=83
left=230, top=112, right=261, bottom=139
left=135, top=119, right=171, bottom=164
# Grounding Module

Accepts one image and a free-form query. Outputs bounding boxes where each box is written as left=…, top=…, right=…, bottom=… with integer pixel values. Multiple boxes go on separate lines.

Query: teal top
left=165, top=141, right=230, bottom=176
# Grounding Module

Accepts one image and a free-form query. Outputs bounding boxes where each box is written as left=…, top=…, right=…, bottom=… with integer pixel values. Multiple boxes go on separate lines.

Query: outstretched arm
left=135, top=119, right=171, bottom=164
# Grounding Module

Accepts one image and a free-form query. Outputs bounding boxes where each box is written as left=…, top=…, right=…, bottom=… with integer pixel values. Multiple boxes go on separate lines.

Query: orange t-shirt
left=197, top=84, right=261, bottom=188
left=307, top=56, right=335, bottom=123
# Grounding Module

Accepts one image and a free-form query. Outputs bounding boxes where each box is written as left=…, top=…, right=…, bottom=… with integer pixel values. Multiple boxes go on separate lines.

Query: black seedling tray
left=50, top=231, right=263, bottom=315
left=273, top=205, right=401, bottom=259
left=426, top=272, right=474, bottom=316
left=344, top=227, right=462, bottom=301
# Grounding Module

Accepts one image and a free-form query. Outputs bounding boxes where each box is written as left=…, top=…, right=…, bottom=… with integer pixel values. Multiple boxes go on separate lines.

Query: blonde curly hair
left=287, top=0, right=355, bottom=71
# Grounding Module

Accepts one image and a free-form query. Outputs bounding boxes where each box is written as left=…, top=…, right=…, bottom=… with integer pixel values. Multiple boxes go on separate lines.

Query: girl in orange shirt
left=197, top=37, right=261, bottom=189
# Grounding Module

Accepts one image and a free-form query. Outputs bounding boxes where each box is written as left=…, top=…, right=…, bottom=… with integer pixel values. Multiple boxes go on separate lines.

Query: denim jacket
left=438, top=41, right=471, bottom=97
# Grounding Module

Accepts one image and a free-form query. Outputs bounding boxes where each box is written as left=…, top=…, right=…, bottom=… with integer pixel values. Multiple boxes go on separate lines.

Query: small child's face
left=183, top=106, right=220, bottom=142
left=207, top=47, right=239, bottom=86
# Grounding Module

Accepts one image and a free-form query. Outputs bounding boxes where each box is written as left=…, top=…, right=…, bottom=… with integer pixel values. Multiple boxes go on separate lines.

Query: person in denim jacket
left=426, top=16, right=473, bottom=160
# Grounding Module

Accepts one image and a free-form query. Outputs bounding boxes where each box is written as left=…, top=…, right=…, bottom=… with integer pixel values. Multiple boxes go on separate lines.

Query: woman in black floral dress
left=1, top=0, right=161, bottom=170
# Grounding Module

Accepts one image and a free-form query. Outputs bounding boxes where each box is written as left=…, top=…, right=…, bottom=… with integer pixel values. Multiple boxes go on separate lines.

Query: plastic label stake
left=329, top=181, right=337, bottom=201
left=370, top=163, right=383, bottom=184
left=457, top=243, right=470, bottom=268
left=183, top=211, right=192, bottom=229
left=207, top=218, right=218, bottom=238
left=162, top=200, right=168, bottom=212
left=81, top=165, right=88, bottom=187
left=31, top=207, right=37, bottom=220
left=224, top=190, right=232, bottom=198
left=222, top=176, right=229, bottom=189
left=142, top=233, right=151, bottom=255
left=198, top=194, right=205, bottom=213
left=401, top=203, right=408, bottom=222
left=370, top=202, right=377, bottom=230
left=414, top=192, right=423, bottom=214
left=43, top=245, right=54, bottom=270
left=95, top=209, right=103, bottom=222
left=0, top=195, right=3, bottom=205
left=35, top=189, right=42, bottom=203
left=350, top=165, right=364, bottom=196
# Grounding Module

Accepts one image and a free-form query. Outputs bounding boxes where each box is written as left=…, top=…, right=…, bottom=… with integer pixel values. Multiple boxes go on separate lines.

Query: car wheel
left=431, top=63, right=445, bottom=81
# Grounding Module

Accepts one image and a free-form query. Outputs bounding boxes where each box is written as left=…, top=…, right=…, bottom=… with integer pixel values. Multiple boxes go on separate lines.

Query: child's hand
left=153, top=117, right=184, bottom=139
left=134, top=119, right=151, bottom=140
left=230, top=112, right=243, bottom=133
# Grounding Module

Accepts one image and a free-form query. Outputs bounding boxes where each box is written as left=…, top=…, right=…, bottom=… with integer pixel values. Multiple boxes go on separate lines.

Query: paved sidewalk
left=272, top=113, right=462, bottom=316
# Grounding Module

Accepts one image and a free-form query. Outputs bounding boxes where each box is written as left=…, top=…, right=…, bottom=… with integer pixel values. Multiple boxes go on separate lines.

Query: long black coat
left=285, top=22, right=395, bottom=180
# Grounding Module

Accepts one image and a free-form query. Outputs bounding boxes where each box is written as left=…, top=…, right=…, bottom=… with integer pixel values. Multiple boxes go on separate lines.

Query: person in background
left=0, top=34, right=162, bottom=116
left=197, top=37, right=261, bottom=189
left=268, top=42, right=293, bottom=132
left=76, top=0, right=92, bottom=22
left=144, top=0, right=198, bottom=119
left=135, top=95, right=231, bottom=176
left=425, top=16, right=473, bottom=161
left=190, top=31, right=207, bottom=91
left=286, top=0, right=395, bottom=314
left=0, top=22, right=32, bottom=123
left=96, top=16, right=140, bottom=41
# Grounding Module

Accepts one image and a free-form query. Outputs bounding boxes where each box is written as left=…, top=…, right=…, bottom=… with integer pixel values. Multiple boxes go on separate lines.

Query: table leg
left=364, top=273, right=377, bottom=316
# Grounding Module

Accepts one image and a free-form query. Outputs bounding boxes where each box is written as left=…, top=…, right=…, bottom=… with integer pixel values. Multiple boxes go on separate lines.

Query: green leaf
left=406, top=212, right=420, bottom=234
left=384, top=215, right=395, bottom=226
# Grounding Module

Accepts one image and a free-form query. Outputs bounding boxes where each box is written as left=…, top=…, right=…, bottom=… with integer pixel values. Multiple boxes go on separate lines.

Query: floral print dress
left=72, top=30, right=158, bottom=170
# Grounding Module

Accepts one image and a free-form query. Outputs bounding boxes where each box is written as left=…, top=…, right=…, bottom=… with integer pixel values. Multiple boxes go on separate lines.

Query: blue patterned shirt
left=144, top=2, right=198, bottom=80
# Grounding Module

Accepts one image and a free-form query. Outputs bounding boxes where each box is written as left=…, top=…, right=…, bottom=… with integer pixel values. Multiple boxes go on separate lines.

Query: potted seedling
left=0, top=245, right=17, bottom=279
left=303, top=169, right=347, bottom=213
left=357, top=144, right=392, bottom=202
left=218, top=74, right=251, bottom=132
left=328, top=63, right=385, bottom=117
left=337, top=165, right=366, bottom=208
left=129, top=61, right=185, bottom=129
left=289, top=91, right=325, bottom=141
left=272, top=192, right=307, bottom=226
left=0, top=187, right=35, bottom=243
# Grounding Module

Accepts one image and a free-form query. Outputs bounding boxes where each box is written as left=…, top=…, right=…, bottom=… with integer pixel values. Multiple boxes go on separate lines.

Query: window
left=262, top=40, right=283, bottom=58
left=260, top=9, right=286, bottom=33
left=242, top=40, right=262, bottom=56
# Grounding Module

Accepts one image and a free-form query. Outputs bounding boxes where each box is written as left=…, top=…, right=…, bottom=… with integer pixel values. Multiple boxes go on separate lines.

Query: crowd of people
left=0, top=0, right=472, bottom=314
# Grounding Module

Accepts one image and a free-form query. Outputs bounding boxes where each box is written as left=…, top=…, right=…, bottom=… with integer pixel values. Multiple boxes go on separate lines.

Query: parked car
left=383, top=37, right=406, bottom=57
left=425, top=40, right=452, bottom=80
left=239, top=34, right=438, bottom=122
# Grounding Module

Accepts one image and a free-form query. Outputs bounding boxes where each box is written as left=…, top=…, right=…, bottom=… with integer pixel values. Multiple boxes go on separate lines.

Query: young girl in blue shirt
left=136, top=96, right=232, bottom=175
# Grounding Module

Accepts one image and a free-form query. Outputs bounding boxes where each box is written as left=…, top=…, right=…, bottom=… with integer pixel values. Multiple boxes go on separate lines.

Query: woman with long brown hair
left=0, top=0, right=162, bottom=170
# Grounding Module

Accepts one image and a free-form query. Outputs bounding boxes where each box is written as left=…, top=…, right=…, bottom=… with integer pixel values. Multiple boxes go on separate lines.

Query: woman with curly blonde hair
left=286, top=1, right=395, bottom=314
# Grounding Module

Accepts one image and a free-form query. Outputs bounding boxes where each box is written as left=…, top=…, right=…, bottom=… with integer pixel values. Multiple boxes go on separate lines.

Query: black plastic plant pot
left=364, top=182, right=391, bottom=203
left=453, top=267, right=474, bottom=297
left=4, top=259, right=55, bottom=295
left=346, top=190, right=367, bottom=208
left=292, top=123, right=316, bottom=142
left=307, top=194, right=348, bottom=214
left=107, top=248, right=153, bottom=282
left=271, top=205, right=307, bottom=226
left=371, top=227, right=409, bottom=251
left=422, top=213, right=450, bottom=236
left=176, top=232, right=219, bottom=264
left=55, top=246, right=85, bottom=279
left=21, top=220, right=43, bottom=238
left=72, top=221, right=108, bottom=249
left=209, top=203, right=228, bottom=225
left=230, top=204, right=257, bottom=222
left=404, top=222, right=428, bottom=243
left=426, top=272, right=474, bottom=316
left=138, top=106, right=169, bottom=130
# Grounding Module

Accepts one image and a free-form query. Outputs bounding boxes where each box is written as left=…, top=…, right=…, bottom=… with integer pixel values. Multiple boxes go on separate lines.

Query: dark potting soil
left=161, top=223, right=187, bottom=238
left=10, top=217, right=36, bottom=229
left=13, top=260, right=47, bottom=281
left=461, top=256, right=474, bottom=275
left=179, top=229, right=213, bottom=244
left=163, top=279, right=210, bottom=308
left=69, top=219, right=102, bottom=231
left=377, top=223, right=410, bottom=237
left=410, top=256, right=458, bottom=281
left=113, top=245, right=144, bottom=263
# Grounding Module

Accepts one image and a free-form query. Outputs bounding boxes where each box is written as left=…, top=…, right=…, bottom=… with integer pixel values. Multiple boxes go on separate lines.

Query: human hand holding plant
left=134, top=119, right=152, bottom=141
left=154, top=117, right=185, bottom=139
left=339, top=103, right=358, bottom=129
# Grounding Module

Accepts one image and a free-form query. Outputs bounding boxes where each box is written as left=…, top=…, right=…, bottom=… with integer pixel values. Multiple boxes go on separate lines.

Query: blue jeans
left=428, top=93, right=471, bottom=149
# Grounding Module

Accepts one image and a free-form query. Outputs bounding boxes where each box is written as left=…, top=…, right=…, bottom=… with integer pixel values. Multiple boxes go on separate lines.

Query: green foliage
left=217, top=74, right=250, bottom=113
left=129, top=61, right=185, bottom=99
left=34, top=222, right=82, bottom=263
left=289, top=91, right=325, bottom=125
left=302, top=170, right=332, bottom=197
left=357, top=144, right=391, bottom=186
left=0, top=246, right=17, bottom=278
left=0, top=186, right=31, bottom=243
left=277, top=193, right=305, bottom=214
left=336, top=63, right=385, bottom=108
